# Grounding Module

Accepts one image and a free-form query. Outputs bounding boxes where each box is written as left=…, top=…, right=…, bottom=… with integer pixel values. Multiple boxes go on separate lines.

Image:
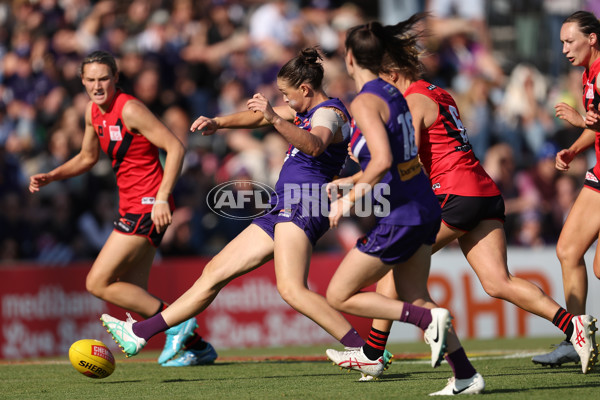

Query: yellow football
left=68, top=339, right=115, bottom=379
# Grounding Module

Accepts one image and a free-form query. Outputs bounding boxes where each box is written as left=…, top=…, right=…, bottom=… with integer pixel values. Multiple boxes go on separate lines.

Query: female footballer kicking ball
left=98, top=47, right=448, bottom=371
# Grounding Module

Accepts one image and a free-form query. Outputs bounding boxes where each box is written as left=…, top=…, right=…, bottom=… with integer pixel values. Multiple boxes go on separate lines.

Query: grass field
left=1, top=336, right=598, bottom=399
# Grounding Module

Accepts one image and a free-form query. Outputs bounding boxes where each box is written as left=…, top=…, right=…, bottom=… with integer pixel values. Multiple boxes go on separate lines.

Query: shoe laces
left=125, top=312, right=137, bottom=324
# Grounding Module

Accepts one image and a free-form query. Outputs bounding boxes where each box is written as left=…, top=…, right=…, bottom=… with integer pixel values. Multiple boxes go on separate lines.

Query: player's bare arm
left=555, top=128, right=595, bottom=171
left=329, top=94, right=391, bottom=228
left=29, top=102, right=100, bottom=193
left=190, top=102, right=296, bottom=134
left=248, top=93, right=334, bottom=157
left=406, top=93, right=437, bottom=150
left=555, top=102, right=586, bottom=128
left=122, top=99, right=185, bottom=233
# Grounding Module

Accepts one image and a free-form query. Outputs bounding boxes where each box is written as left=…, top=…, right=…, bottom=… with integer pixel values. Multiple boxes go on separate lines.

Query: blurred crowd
left=1, top=0, right=599, bottom=264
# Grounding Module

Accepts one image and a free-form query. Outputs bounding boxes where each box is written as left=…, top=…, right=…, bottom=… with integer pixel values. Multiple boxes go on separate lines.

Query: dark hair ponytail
left=345, top=13, right=427, bottom=80
left=277, top=47, right=324, bottom=89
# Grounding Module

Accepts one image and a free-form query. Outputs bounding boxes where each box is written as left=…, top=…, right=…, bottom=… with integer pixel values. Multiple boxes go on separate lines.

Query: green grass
left=1, top=337, right=598, bottom=399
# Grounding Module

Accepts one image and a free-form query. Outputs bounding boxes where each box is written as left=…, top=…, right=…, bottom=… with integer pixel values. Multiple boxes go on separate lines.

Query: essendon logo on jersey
left=586, top=82, right=595, bottom=100
left=109, top=125, right=122, bottom=141
left=586, top=170, right=598, bottom=183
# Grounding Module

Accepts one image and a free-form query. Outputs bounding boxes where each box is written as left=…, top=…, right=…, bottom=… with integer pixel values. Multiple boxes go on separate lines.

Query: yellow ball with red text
left=69, top=339, right=115, bottom=379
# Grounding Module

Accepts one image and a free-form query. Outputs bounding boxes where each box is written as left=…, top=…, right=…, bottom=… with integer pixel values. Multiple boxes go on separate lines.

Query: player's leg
left=273, top=221, right=362, bottom=344
left=556, top=187, right=600, bottom=315
left=464, top=219, right=598, bottom=372
left=539, top=189, right=599, bottom=368
left=535, top=188, right=600, bottom=370
left=324, top=247, right=401, bottom=378
left=326, top=244, right=451, bottom=370
left=459, top=220, right=562, bottom=320
left=86, top=231, right=161, bottom=317
left=365, top=222, right=464, bottom=360
left=101, top=224, right=275, bottom=356
left=161, top=223, right=275, bottom=325
left=390, top=243, right=483, bottom=395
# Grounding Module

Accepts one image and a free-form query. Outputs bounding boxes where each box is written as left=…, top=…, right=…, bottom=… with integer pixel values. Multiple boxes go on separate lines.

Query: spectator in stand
left=498, top=64, right=555, bottom=164
left=0, top=0, right=595, bottom=265
left=426, top=0, right=504, bottom=92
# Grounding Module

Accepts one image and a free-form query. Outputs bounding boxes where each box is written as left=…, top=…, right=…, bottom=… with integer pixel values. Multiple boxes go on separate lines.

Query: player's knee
left=201, top=259, right=236, bottom=290
left=479, top=278, right=505, bottom=299
left=593, top=262, right=600, bottom=280
left=325, top=287, right=346, bottom=311
left=85, top=275, right=106, bottom=299
left=276, top=281, right=302, bottom=307
left=556, top=240, right=580, bottom=267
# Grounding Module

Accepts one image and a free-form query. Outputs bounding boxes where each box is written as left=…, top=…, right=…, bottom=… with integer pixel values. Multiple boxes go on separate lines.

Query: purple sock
left=399, top=303, right=432, bottom=331
left=340, top=328, right=366, bottom=348
left=445, top=347, right=477, bottom=379
left=131, top=313, right=169, bottom=341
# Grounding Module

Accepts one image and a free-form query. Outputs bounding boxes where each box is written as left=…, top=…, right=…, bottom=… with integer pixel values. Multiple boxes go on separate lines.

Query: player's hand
left=151, top=202, right=172, bottom=234
left=555, top=102, right=586, bottom=128
left=247, top=93, right=276, bottom=122
left=329, top=197, right=354, bottom=228
left=584, top=104, right=600, bottom=131
left=555, top=148, right=575, bottom=171
left=347, top=142, right=359, bottom=164
left=190, top=116, right=218, bottom=135
left=29, top=173, right=52, bottom=193
left=325, top=177, right=354, bottom=200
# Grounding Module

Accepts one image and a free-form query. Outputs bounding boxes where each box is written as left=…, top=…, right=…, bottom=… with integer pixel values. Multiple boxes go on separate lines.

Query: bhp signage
left=1, top=248, right=600, bottom=359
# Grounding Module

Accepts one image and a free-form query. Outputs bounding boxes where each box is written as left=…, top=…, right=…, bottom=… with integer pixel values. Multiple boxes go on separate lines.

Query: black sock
left=552, top=307, right=575, bottom=341
left=362, top=328, right=389, bottom=360
left=184, top=333, right=207, bottom=351
left=151, top=301, right=166, bottom=317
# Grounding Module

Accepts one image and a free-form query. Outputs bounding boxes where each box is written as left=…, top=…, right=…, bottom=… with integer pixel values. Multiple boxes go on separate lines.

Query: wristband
left=154, top=200, right=169, bottom=205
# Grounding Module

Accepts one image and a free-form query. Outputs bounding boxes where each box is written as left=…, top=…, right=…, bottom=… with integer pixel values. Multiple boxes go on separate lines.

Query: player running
left=348, top=13, right=597, bottom=379
left=322, top=18, right=474, bottom=396
left=533, top=10, right=600, bottom=367
left=98, top=47, right=448, bottom=370
left=29, top=51, right=212, bottom=366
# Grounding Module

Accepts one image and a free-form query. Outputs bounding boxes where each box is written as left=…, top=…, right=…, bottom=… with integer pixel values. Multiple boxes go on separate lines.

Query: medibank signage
left=1, top=248, right=599, bottom=358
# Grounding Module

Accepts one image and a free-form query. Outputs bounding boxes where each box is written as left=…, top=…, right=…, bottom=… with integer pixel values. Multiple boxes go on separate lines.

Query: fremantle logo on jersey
left=294, top=116, right=311, bottom=129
